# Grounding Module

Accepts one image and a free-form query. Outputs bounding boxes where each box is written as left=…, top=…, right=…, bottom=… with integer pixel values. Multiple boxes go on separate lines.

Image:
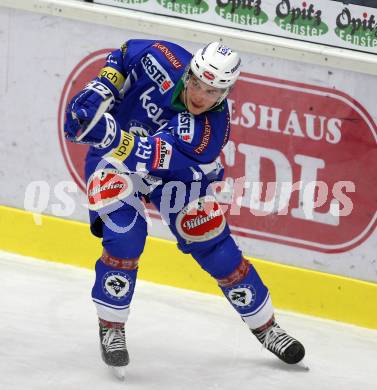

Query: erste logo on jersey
left=177, top=112, right=195, bottom=143
left=152, top=137, right=172, bottom=169
left=87, top=169, right=133, bottom=211
left=176, top=196, right=226, bottom=242
left=141, top=54, right=174, bottom=94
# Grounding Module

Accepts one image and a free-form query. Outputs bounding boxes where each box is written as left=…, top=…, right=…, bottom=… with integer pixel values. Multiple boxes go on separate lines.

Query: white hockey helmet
left=190, top=42, right=241, bottom=89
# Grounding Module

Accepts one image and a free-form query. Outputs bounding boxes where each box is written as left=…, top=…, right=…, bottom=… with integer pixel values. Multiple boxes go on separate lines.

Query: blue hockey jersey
left=85, top=39, right=231, bottom=182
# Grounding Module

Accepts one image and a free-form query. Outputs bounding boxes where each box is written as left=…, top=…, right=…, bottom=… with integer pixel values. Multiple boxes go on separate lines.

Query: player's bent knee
left=103, top=233, right=146, bottom=259
left=190, top=235, right=243, bottom=279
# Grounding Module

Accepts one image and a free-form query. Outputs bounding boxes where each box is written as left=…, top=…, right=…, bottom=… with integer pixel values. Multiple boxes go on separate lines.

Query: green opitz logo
left=335, top=8, right=377, bottom=48
left=157, top=0, right=208, bottom=14
left=215, top=0, right=268, bottom=27
left=275, top=0, right=328, bottom=37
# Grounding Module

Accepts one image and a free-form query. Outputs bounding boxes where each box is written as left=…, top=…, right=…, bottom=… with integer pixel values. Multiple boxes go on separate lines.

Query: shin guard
left=218, top=258, right=274, bottom=329
left=92, top=249, right=139, bottom=323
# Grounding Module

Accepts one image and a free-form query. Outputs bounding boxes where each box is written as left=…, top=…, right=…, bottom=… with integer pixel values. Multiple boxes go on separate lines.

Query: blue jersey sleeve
left=95, top=39, right=189, bottom=99
left=96, top=39, right=160, bottom=97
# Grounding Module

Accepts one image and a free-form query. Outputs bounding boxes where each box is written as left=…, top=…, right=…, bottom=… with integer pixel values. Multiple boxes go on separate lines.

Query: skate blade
left=111, top=366, right=126, bottom=380
left=296, top=359, right=309, bottom=371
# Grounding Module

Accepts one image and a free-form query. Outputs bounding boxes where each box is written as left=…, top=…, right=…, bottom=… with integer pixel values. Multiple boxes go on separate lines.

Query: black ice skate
left=99, top=319, right=129, bottom=379
left=252, top=316, right=305, bottom=365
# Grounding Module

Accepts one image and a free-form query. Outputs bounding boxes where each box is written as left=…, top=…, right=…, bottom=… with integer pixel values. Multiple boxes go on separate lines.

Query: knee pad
left=92, top=250, right=139, bottom=323
left=218, top=258, right=274, bottom=329
left=102, top=208, right=147, bottom=259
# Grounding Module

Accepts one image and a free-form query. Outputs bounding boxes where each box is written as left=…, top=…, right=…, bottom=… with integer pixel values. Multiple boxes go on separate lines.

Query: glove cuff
left=84, top=80, right=115, bottom=101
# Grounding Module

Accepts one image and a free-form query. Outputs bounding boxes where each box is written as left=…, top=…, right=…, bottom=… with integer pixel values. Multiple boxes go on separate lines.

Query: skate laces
left=262, top=324, right=296, bottom=355
left=101, top=327, right=126, bottom=352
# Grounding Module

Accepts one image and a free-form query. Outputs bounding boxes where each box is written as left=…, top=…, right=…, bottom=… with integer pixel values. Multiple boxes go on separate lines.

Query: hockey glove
left=67, top=112, right=119, bottom=149
left=64, top=80, right=115, bottom=141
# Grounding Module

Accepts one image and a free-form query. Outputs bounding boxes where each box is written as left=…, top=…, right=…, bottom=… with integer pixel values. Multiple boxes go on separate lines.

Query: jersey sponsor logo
left=152, top=137, right=172, bottom=169
left=176, top=196, right=226, bottom=242
left=141, top=53, right=174, bottom=94
left=227, top=285, right=256, bottom=308
left=152, top=42, right=183, bottom=69
left=86, top=169, right=133, bottom=211
left=98, top=67, right=125, bottom=91
left=194, top=116, right=212, bottom=154
left=135, top=137, right=153, bottom=160
left=103, top=271, right=132, bottom=300
left=221, top=112, right=231, bottom=149
left=177, top=111, right=195, bottom=143
left=109, top=130, right=135, bottom=161
left=139, top=86, right=169, bottom=127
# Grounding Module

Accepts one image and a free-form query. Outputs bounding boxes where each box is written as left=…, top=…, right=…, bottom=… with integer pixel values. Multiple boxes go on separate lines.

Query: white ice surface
left=0, top=250, right=376, bottom=390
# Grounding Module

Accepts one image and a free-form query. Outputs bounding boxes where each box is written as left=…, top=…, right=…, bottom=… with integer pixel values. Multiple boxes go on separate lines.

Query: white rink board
left=0, top=5, right=376, bottom=282
left=0, top=251, right=376, bottom=390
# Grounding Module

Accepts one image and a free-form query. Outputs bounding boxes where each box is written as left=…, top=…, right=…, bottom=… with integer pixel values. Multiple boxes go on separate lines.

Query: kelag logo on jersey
left=335, top=8, right=377, bottom=48
left=157, top=0, right=209, bottom=15
left=139, top=86, right=169, bottom=127
left=274, top=0, right=328, bottom=37
left=141, top=54, right=174, bottom=94
left=177, top=112, right=195, bottom=143
left=215, top=0, right=268, bottom=27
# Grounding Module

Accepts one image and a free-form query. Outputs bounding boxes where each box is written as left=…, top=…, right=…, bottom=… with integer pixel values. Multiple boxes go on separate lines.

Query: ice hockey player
left=64, top=39, right=305, bottom=378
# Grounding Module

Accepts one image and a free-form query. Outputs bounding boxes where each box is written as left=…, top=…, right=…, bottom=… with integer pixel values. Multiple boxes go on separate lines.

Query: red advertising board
left=58, top=50, right=377, bottom=254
